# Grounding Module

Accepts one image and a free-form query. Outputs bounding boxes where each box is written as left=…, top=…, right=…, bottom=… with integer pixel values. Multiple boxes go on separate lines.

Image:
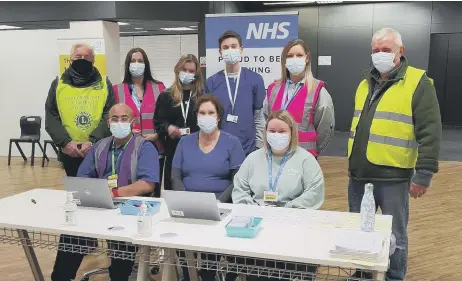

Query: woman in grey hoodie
left=233, top=110, right=324, bottom=209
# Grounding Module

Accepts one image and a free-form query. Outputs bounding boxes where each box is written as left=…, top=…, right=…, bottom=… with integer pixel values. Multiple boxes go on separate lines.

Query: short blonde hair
left=264, top=110, right=299, bottom=152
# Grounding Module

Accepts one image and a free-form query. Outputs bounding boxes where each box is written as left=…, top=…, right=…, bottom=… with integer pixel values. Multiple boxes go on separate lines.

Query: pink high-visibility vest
left=113, top=80, right=165, bottom=153
left=267, top=79, right=324, bottom=157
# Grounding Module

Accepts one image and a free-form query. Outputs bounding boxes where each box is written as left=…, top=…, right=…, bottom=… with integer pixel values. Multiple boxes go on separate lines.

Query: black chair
left=8, top=116, right=46, bottom=166
left=42, top=140, right=59, bottom=167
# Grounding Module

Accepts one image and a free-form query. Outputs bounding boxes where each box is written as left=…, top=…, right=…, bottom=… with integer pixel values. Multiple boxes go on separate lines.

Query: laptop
left=63, top=177, right=125, bottom=209
left=163, top=190, right=231, bottom=221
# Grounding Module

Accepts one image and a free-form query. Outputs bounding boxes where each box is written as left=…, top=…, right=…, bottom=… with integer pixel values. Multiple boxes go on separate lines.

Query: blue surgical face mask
left=110, top=122, right=132, bottom=139
left=179, top=71, right=196, bottom=84
left=286, top=57, right=306, bottom=75
left=222, top=48, right=241, bottom=65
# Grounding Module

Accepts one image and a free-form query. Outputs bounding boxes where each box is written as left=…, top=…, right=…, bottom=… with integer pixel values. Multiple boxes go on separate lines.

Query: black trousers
left=60, top=152, right=84, bottom=177
left=51, top=235, right=137, bottom=281
left=153, top=156, right=165, bottom=198
left=163, top=138, right=180, bottom=192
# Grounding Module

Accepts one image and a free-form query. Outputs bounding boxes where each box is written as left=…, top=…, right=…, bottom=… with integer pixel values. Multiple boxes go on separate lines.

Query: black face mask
left=71, top=59, right=93, bottom=75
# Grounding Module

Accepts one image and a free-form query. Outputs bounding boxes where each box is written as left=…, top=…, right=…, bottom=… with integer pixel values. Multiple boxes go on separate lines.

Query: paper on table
left=329, top=230, right=386, bottom=262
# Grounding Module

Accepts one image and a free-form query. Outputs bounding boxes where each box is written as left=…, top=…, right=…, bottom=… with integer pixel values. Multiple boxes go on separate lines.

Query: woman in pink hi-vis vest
left=113, top=47, right=166, bottom=197
left=265, top=39, right=335, bottom=158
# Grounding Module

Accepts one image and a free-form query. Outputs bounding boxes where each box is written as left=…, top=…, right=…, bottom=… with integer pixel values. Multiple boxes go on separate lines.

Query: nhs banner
left=205, top=12, right=299, bottom=88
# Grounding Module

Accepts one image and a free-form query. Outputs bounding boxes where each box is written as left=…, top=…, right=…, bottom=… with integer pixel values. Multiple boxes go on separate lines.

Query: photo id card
left=226, top=114, right=238, bottom=124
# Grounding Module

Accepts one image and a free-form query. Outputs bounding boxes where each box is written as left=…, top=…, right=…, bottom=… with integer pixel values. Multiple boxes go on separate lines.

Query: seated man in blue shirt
left=51, top=103, right=160, bottom=281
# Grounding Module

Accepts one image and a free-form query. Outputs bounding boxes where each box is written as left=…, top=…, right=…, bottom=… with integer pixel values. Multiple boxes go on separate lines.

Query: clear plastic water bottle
left=137, top=201, right=152, bottom=237
left=360, top=183, right=376, bottom=232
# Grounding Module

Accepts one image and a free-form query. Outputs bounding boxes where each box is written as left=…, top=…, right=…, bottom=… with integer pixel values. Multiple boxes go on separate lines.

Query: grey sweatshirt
left=232, top=147, right=325, bottom=209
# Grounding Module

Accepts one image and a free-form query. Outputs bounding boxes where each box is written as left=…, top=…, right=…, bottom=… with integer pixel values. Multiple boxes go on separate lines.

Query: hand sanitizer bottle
left=64, top=192, right=78, bottom=225
left=360, top=183, right=376, bottom=232
left=137, top=201, right=152, bottom=237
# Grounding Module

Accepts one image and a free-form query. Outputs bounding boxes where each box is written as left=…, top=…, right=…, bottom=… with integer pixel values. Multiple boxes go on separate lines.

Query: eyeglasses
left=110, top=116, right=131, bottom=122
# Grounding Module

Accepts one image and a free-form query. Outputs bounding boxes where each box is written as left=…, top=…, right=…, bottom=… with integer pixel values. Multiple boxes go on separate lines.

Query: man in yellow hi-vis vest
left=45, top=43, right=116, bottom=177
left=347, top=28, right=441, bottom=281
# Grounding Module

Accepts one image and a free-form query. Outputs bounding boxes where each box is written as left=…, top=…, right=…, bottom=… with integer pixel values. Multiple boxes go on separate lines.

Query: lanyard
left=224, top=67, right=241, bottom=114
left=180, top=91, right=191, bottom=127
left=281, top=80, right=303, bottom=110
left=130, top=84, right=143, bottom=111
left=267, top=149, right=290, bottom=192
left=111, top=137, right=131, bottom=175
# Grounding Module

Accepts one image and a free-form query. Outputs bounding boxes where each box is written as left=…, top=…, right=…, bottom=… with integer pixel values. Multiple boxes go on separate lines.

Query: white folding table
left=0, top=189, right=392, bottom=281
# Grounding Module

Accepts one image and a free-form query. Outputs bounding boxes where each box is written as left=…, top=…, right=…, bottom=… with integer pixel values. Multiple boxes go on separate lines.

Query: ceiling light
left=263, top=1, right=315, bottom=5
left=120, top=30, right=148, bottom=34
left=0, top=25, right=22, bottom=30
left=118, top=22, right=130, bottom=26
left=134, top=27, right=144, bottom=30
left=161, top=27, right=195, bottom=31
left=189, top=25, right=198, bottom=28
left=317, top=0, right=343, bottom=3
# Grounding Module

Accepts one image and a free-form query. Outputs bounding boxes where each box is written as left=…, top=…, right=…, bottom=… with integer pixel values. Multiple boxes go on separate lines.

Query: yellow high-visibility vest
left=56, top=77, right=108, bottom=142
left=347, top=66, right=427, bottom=168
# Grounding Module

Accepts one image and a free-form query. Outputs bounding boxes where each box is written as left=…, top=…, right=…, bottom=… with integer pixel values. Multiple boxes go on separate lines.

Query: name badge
left=263, top=191, right=278, bottom=203
left=226, top=114, right=238, bottom=123
left=108, top=174, right=118, bottom=189
left=179, top=127, right=190, bottom=135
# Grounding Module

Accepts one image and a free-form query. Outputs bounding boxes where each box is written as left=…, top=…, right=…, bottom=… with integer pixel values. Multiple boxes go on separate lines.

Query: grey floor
left=323, top=126, right=462, bottom=162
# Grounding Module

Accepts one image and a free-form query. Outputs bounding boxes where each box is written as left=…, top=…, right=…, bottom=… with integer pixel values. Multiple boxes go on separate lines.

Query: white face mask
left=198, top=116, right=218, bottom=133
left=222, top=48, right=241, bottom=65
left=371, top=51, right=397, bottom=73
left=286, top=57, right=306, bottom=75
left=266, top=132, right=290, bottom=151
left=179, top=71, right=195, bottom=84
left=129, top=62, right=145, bottom=77
left=110, top=122, right=132, bottom=139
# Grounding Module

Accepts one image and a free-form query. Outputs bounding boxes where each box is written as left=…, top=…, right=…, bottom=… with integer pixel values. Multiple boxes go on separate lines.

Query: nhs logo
left=246, top=22, right=291, bottom=40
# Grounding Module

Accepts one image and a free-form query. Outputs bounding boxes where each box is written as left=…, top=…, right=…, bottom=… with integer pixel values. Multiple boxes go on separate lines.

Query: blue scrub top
left=172, top=131, right=245, bottom=196
left=77, top=141, right=160, bottom=184
left=205, top=67, right=266, bottom=154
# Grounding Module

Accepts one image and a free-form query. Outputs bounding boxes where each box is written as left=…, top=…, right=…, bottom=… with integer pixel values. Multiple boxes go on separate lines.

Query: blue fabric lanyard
left=281, top=80, right=303, bottom=110
left=267, top=149, right=290, bottom=192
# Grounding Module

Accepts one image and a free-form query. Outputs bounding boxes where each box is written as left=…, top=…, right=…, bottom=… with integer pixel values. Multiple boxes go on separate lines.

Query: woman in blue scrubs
left=171, top=94, right=245, bottom=281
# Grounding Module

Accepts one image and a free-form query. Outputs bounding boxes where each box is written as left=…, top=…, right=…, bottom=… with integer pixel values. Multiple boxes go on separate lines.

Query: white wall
left=0, top=30, right=198, bottom=158
left=119, top=35, right=199, bottom=87
left=0, top=29, right=66, bottom=158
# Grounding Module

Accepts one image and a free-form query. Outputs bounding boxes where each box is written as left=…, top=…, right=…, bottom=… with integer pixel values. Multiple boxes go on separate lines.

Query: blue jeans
left=348, top=179, right=409, bottom=281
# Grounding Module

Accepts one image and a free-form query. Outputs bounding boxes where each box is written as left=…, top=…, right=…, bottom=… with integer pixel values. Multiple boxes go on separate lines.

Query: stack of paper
left=329, top=230, right=386, bottom=262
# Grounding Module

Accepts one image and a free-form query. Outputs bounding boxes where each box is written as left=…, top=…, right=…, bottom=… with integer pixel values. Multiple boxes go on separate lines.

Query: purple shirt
left=77, top=141, right=160, bottom=184
left=205, top=67, right=266, bottom=154
left=172, top=131, right=245, bottom=195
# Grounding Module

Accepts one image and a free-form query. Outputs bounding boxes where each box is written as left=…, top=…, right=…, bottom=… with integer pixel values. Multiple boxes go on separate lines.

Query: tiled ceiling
left=0, top=19, right=199, bottom=36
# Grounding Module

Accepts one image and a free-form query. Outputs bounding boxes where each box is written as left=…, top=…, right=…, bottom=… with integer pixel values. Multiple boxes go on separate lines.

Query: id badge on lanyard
left=180, top=92, right=191, bottom=135
left=225, top=68, right=241, bottom=124
left=265, top=149, right=289, bottom=205
left=108, top=139, right=130, bottom=189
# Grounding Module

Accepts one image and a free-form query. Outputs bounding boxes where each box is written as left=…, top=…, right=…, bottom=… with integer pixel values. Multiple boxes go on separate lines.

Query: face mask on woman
left=179, top=71, right=196, bottom=84
left=266, top=132, right=290, bottom=151
left=285, top=57, right=306, bottom=75
left=198, top=116, right=218, bottom=133
left=129, top=62, right=145, bottom=77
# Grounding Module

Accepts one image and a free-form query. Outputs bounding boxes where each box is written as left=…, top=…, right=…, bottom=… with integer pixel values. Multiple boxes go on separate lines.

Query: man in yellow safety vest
left=347, top=28, right=442, bottom=281
left=45, top=43, right=116, bottom=177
